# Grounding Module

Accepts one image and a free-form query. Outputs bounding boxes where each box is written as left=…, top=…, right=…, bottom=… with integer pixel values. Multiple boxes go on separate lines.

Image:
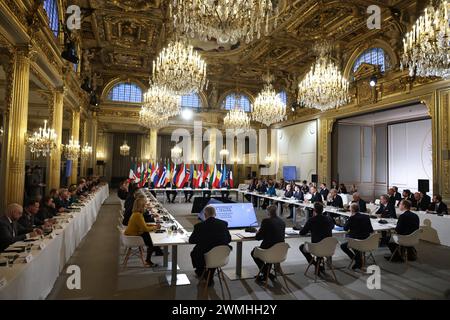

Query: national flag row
left=128, top=162, right=234, bottom=189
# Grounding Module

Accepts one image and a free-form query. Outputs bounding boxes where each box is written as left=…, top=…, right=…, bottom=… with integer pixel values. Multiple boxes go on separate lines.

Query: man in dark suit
left=18, top=200, right=45, bottom=232
left=319, top=183, right=329, bottom=202
left=301, top=180, right=309, bottom=194
left=420, top=191, right=431, bottom=211
left=0, top=204, right=42, bottom=252
left=201, top=180, right=211, bottom=198
left=299, top=202, right=335, bottom=273
left=245, top=179, right=258, bottom=203
left=165, top=182, right=177, bottom=203
left=393, top=186, right=402, bottom=202
left=309, top=186, right=323, bottom=203
left=220, top=180, right=231, bottom=200
left=327, top=189, right=343, bottom=208
left=183, top=180, right=194, bottom=203
left=251, top=205, right=285, bottom=282
left=376, top=194, right=397, bottom=218
left=386, top=200, right=420, bottom=262
left=189, top=206, right=231, bottom=286
left=402, top=189, right=414, bottom=203
left=340, top=203, right=374, bottom=269
left=428, top=195, right=448, bottom=215
left=387, top=188, right=397, bottom=207
left=351, top=192, right=367, bottom=213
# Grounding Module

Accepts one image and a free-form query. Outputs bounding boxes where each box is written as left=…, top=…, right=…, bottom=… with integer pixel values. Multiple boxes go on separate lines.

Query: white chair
left=304, top=237, right=339, bottom=282
left=347, top=233, right=380, bottom=269
left=203, top=246, right=231, bottom=297
left=390, top=229, right=422, bottom=264
left=117, top=226, right=147, bottom=268
left=375, top=199, right=381, bottom=205
left=253, top=242, right=290, bottom=289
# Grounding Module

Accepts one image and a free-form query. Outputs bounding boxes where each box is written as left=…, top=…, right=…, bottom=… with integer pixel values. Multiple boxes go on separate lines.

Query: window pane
left=223, top=93, right=251, bottom=112
left=43, top=0, right=59, bottom=38
left=277, top=91, right=287, bottom=106
left=107, top=83, right=143, bottom=103
left=180, top=93, right=201, bottom=108
left=353, top=48, right=386, bottom=73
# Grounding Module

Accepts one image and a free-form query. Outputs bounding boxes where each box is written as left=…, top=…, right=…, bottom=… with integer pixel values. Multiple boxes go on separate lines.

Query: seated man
left=183, top=180, right=194, bottom=203
left=309, top=186, right=323, bottom=204
left=351, top=192, right=367, bottom=213
left=387, top=187, right=397, bottom=207
left=117, top=180, right=129, bottom=201
left=327, top=189, right=343, bottom=208
left=201, top=180, right=211, bottom=198
left=220, top=180, right=231, bottom=200
left=385, top=200, right=419, bottom=262
left=165, top=182, right=177, bottom=203
left=393, top=186, right=402, bottom=203
left=319, top=183, right=329, bottom=202
left=402, top=189, right=414, bottom=204
left=189, top=206, right=231, bottom=286
left=54, top=188, right=70, bottom=211
left=262, top=181, right=276, bottom=209
left=0, top=204, right=42, bottom=252
left=245, top=179, right=258, bottom=203
left=37, top=196, right=58, bottom=221
left=376, top=194, right=396, bottom=218
left=254, top=180, right=267, bottom=207
left=299, top=202, right=335, bottom=274
left=251, top=205, right=285, bottom=282
left=301, top=180, right=309, bottom=194
left=428, top=195, right=448, bottom=215
left=340, top=203, right=374, bottom=270
left=18, top=199, right=46, bottom=232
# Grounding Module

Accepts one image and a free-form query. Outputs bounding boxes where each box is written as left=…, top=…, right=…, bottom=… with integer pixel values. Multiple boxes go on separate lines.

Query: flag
left=213, top=165, right=222, bottom=188
left=176, top=163, right=186, bottom=188
left=157, top=165, right=167, bottom=188
left=151, top=162, right=160, bottom=185
left=229, top=170, right=234, bottom=188
left=181, top=165, right=191, bottom=187
left=139, top=162, right=147, bottom=187
left=193, top=166, right=199, bottom=188
left=164, top=161, right=171, bottom=186
left=172, top=163, right=178, bottom=185
left=220, top=164, right=227, bottom=187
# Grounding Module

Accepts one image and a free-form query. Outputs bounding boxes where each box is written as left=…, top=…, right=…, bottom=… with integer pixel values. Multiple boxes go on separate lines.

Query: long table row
left=0, top=184, right=109, bottom=300
left=142, top=188, right=397, bottom=286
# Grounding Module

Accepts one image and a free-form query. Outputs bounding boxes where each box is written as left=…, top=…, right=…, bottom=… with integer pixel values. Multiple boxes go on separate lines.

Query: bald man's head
left=6, top=203, right=23, bottom=221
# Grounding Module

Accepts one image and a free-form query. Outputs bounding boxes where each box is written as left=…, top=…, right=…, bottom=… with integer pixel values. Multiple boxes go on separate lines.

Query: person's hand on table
left=30, top=228, right=43, bottom=237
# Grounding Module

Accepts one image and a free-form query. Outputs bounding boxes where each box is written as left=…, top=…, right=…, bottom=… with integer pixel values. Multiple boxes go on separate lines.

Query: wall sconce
left=265, top=154, right=273, bottom=164
left=96, top=150, right=105, bottom=160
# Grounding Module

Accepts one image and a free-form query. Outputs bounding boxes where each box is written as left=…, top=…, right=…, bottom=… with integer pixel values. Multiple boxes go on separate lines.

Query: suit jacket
left=284, top=190, right=294, bottom=198
left=255, top=216, right=286, bottom=249
left=429, top=202, right=448, bottom=215
left=327, top=195, right=343, bottom=208
left=300, top=214, right=335, bottom=243
left=396, top=210, right=419, bottom=235
left=376, top=203, right=397, bottom=218
left=388, top=195, right=397, bottom=207
left=344, top=212, right=374, bottom=240
left=352, top=199, right=367, bottom=213
left=37, top=205, right=56, bottom=221
left=0, top=215, right=28, bottom=251
left=416, top=195, right=431, bottom=211
left=54, top=197, right=69, bottom=210
left=394, top=192, right=402, bottom=202
left=320, top=188, right=329, bottom=201
left=310, top=192, right=323, bottom=203
left=293, top=191, right=304, bottom=201
left=256, top=184, right=267, bottom=193
left=248, top=183, right=257, bottom=192
left=201, top=182, right=211, bottom=189
left=117, top=188, right=128, bottom=200
left=301, top=185, right=310, bottom=194
left=17, top=211, right=43, bottom=232
left=189, top=217, right=231, bottom=254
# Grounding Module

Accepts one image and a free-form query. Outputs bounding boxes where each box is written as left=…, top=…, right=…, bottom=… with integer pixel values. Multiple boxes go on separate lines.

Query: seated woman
left=124, top=197, right=160, bottom=267
left=262, top=181, right=277, bottom=209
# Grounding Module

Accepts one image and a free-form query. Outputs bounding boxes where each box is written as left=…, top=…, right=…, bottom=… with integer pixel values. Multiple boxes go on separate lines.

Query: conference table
left=142, top=189, right=397, bottom=285
left=147, top=187, right=241, bottom=204
left=0, top=184, right=109, bottom=300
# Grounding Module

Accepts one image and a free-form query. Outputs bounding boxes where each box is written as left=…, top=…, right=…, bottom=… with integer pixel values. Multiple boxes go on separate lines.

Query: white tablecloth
left=0, top=184, right=109, bottom=300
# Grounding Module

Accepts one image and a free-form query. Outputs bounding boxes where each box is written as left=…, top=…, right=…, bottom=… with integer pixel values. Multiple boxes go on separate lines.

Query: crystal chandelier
left=139, top=106, right=170, bottom=129
left=297, top=41, right=349, bottom=111
left=63, top=136, right=80, bottom=160
left=252, top=74, right=286, bottom=126
left=223, top=94, right=250, bottom=131
left=80, top=142, right=92, bottom=160
left=152, top=40, right=207, bottom=95
left=120, top=141, right=130, bottom=156
left=171, top=145, right=183, bottom=163
left=400, top=0, right=450, bottom=78
left=143, top=83, right=180, bottom=118
left=26, top=120, right=57, bottom=157
left=169, top=0, right=279, bottom=44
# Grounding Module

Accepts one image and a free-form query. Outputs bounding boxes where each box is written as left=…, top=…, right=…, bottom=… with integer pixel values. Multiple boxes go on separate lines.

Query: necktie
left=11, top=222, right=16, bottom=237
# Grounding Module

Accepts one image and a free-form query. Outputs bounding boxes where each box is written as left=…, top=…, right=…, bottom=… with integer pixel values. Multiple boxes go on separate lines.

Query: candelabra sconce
left=63, top=136, right=80, bottom=160
left=264, top=153, right=273, bottom=165
left=26, top=120, right=57, bottom=158
left=81, top=143, right=93, bottom=160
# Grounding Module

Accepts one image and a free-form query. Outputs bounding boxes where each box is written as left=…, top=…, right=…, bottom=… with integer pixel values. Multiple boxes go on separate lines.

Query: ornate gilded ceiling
left=75, top=0, right=418, bottom=95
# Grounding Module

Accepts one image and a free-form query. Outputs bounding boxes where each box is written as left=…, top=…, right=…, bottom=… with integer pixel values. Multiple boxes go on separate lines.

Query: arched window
left=180, top=93, right=202, bottom=108
left=353, top=48, right=389, bottom=73
left=107, top=82, right=143, bottom=103
left=277, top=91, right=287, bottom=106
left=43, top=0, right=59, bottom=37
left=223, top=93, right=252, bottom=112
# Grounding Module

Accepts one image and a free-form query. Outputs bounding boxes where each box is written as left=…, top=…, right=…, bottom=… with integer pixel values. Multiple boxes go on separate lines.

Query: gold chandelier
left=139, top=106, right=170, bottom=129
left=26, top=120, right=57, bottom=157
left=169, top=0, right=279, bottom=44
left=120, top=141, right=130, bottom=156
left=297, top=41, right=349, bottom=111
left=143, top=83, right=181, bottom=118
left=252, top=74, right=286, bottom=126
left=223, top=94, right=250, bottom=131
left=401, top=0, right=450, bottom=78
left=80, top=142, right=92, bottom=160
left=152, top=40, right=207, bottom=95
left=63, top=136, right=80, bottom=160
